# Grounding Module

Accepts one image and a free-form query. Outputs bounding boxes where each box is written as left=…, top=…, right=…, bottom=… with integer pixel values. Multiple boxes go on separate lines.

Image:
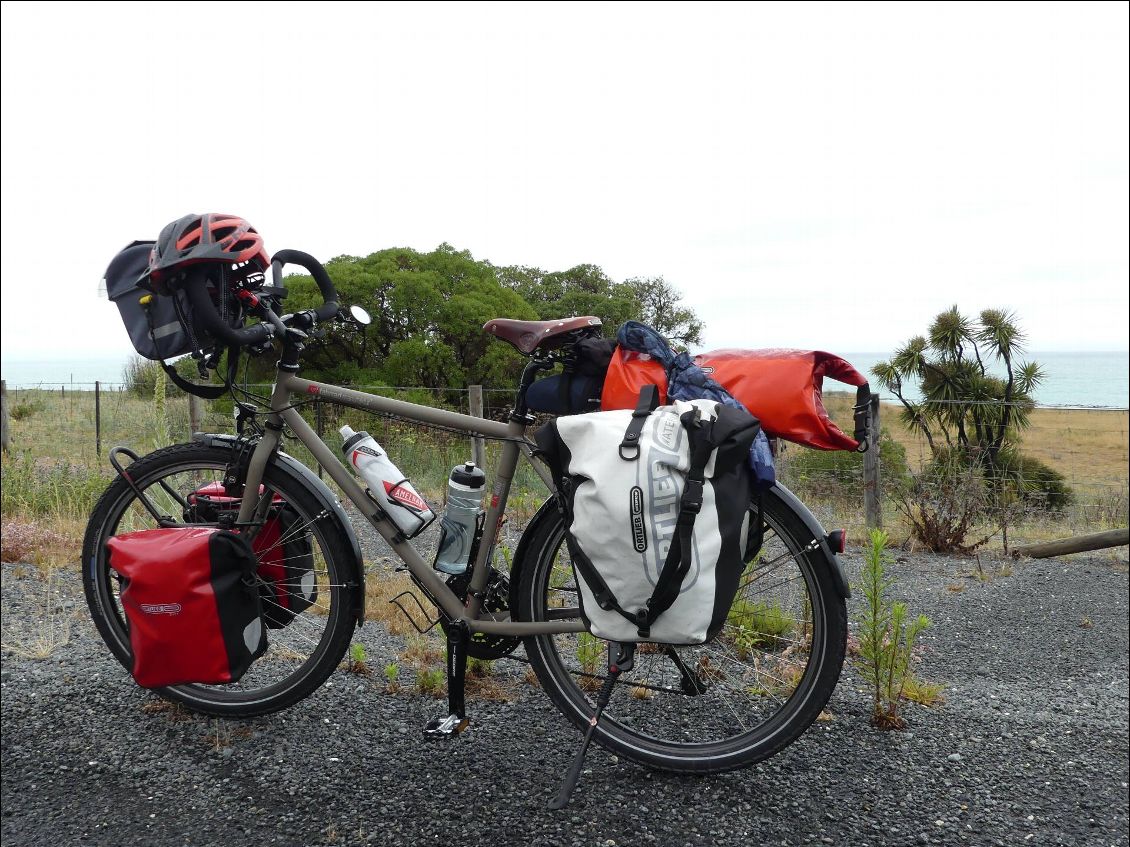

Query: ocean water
left=839, top=351, right=1129, bottom=409
left=2, top=350, right=1127, bottom=408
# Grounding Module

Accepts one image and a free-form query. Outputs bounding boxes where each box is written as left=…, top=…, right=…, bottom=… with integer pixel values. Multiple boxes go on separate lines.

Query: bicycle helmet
left=144, top=213, right=269, bottom=287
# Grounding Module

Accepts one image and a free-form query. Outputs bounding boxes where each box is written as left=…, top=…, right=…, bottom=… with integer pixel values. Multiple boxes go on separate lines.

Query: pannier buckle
left=634, top=609, right=650, bottom=640
left=682, top=479, right=704, bottom=514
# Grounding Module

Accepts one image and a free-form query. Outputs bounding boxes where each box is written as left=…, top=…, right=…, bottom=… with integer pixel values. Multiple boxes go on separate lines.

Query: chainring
left=441, top=568, right=521, bottom=660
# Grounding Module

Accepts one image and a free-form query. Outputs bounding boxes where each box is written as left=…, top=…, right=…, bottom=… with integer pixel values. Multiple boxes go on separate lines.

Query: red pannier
left=602, top=347, right=871, bottom=451
left=106, top=527, right=268, bottom=688
left=185, top=483, right=317, bottom=629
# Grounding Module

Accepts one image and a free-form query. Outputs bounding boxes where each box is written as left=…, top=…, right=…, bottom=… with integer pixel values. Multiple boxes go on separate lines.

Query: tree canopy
left=280, top=243, right=703, bottom=388
left=871, top=306, right=1043, bottom=469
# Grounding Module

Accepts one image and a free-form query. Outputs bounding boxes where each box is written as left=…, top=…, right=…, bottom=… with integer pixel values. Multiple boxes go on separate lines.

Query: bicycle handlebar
left=271, top=250, right=340, bottom=322
left=184, top=250, right=341, bottom=350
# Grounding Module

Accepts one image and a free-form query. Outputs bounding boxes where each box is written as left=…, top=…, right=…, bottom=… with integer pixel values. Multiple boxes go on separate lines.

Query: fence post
left=469, top=385, right=486, bottom=469
left=188, top=393, right=202, bottom=438
left=1, top=380, right=9, bottom=453
left=864, top=394, right=883, bottom=529
left=95, top=381, right=102, bottom=456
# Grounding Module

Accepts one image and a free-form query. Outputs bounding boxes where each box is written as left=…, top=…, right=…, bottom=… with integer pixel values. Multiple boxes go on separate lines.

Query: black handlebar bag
left=106, top=527, right=268, bottom=688
left=104, top=241, right=245, bottom=361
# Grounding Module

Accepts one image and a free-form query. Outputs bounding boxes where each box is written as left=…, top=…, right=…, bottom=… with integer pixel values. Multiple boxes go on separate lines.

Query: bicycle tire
left=516, top=487, right=847, bottom=773
left=82, top=442, right=360, bottom=718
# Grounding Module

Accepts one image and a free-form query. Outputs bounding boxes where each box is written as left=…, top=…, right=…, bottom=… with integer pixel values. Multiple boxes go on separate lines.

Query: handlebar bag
left=602, top=347, right=871, bottom=452
left=104, top=241, right=245, bottom=361
left=106, top=527, right=268, bottom=688
left=536, top=389, right=758, bottom=644
left=185, top=483, right=317, bottom=629
left=105, top=241, right=194, bottom=360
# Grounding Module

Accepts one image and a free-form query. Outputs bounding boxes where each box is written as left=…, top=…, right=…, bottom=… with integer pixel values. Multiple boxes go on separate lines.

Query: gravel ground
left=2, top=541, right=1127, bottom=847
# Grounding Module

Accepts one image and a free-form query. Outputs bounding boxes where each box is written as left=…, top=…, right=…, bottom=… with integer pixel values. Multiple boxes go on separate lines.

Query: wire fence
left=2, top=379, right=1127, bottom=550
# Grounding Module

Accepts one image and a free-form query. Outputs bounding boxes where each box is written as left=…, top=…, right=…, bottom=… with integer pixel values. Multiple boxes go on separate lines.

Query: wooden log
left=1012, top=529, right=1130, bottom=559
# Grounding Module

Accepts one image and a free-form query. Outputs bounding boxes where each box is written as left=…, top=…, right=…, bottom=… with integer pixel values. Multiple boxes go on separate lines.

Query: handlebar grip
left=271, top=249, right=339, bottom=320
left=184, top=274, right=273, bottom=348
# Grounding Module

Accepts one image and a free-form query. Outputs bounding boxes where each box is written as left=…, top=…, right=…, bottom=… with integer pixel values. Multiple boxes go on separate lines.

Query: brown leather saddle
left=482, top=316, right=602, bottom=355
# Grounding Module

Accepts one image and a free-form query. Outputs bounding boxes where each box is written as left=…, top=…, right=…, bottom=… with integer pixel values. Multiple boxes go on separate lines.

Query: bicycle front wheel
left=517, top=488, right=847, bottom=773
left=82, top=442, right=360, bottom=718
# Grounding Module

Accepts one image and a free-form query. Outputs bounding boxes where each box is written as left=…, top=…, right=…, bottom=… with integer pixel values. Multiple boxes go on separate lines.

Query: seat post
left=512, top=355, right=555, bottom=419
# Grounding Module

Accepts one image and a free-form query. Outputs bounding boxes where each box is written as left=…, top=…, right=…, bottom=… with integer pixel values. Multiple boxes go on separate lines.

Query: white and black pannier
left=535, top=387, right=760, bottom=644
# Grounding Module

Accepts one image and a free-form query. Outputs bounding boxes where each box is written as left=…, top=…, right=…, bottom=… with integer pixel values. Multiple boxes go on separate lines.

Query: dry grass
left=364, top=570, right=438, bottom=634
left=822, top=392, right=1128, bottom=548
left=902, top=676, right=946, bottom=707
left=0, top=517, right=84, bottom=573
left=0, top=571, right=76, bottom=660
left=140, top=700, right=193, bottom=721
left=824, top=393, right=1129, bottom=488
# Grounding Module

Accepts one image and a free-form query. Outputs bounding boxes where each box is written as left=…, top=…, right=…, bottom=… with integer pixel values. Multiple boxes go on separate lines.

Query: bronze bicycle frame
left=233, top=371, right=586, bottom=638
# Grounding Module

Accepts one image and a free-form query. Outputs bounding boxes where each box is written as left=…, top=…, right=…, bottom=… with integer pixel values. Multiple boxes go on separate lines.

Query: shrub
left=8, top=399, right=45, bottom=421
left=892, top=452, right=994, bottom=554
left=993, top=448, right=1073, bottom=512
left=122, top=355, right=202, bottom=398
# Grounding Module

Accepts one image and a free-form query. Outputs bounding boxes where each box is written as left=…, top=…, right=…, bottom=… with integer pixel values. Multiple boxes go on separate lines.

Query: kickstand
left=423, top=620, right=470, bottom=738
left=548, top=641, right=634, bottom=811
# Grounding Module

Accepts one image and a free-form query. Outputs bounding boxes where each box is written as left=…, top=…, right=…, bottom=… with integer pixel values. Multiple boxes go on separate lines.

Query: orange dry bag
left=601, top=347, right=871, bottom=452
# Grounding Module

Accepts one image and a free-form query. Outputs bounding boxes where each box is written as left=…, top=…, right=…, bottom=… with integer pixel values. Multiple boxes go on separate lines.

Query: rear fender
left=767, top=483, right=851, bottom=599
left=507, top=497, right=561, bottom=619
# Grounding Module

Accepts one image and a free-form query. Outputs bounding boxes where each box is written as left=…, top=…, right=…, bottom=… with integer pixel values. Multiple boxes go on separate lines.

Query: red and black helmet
left=145, top=213, right=269, bottom=285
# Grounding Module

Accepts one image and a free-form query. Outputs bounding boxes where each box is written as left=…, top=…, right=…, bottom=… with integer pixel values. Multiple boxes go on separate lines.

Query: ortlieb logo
left=630, top=486, right=647, bottom=552
left=384, top=481, right=428, bottom=513
left=139, top=603, right=182, bottom=616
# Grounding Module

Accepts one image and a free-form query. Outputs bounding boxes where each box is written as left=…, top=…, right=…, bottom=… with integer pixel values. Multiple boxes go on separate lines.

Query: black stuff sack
left=106, top=527, right=268, bottom=688
left=526, top=337, right=617, bottom=415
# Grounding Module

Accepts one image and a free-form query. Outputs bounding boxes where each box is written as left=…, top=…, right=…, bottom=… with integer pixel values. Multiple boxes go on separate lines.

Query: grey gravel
left=2, top=545, right=1128, bottom=847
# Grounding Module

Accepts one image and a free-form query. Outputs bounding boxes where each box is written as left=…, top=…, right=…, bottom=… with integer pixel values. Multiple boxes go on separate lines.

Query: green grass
left=727, top=599, right=795, bottom=655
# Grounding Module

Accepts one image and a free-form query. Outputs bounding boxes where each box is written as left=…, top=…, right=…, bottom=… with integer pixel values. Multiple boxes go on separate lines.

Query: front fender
left=195, top=433, right=366, bottom=624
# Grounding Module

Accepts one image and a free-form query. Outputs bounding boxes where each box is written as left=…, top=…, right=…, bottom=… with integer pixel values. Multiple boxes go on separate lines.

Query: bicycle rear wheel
left=517, top=488, right=847, bottom=773
left=82, top=442, right=360, bottom=717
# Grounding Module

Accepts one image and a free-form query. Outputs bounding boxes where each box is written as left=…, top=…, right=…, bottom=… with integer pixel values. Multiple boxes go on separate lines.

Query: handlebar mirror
left=348, top=305, right=372, bottom=326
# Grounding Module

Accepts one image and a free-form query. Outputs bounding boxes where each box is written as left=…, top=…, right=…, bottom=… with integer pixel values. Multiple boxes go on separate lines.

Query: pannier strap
left=636, top=412, right=713, bottom=637
left=619, top=385, right=660, bottom=461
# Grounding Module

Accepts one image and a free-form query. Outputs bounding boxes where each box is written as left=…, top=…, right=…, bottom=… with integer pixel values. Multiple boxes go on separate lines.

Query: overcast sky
left=1, top=1, right=1126, bottom=363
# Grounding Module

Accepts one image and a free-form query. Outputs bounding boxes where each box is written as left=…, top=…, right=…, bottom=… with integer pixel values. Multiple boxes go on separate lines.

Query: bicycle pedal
left=423, top=713, right=470, bottom=738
